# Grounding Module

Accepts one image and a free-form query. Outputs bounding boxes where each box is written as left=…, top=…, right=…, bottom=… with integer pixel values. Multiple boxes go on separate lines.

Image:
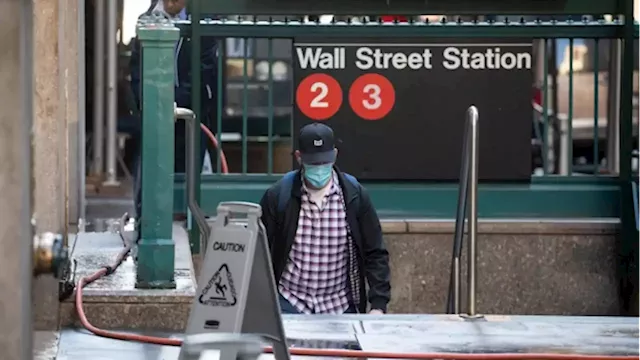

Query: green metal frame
left=175, top=15, right=633, bottom=222
left=174, top=175, right=622, bottom=218
left=191, top=0, right=627, bottom=16
left=173, top=1, right=638, bottom=259
left=135, top=19, right=179, bottom=289
left=177, top=21, right=638, bottom=39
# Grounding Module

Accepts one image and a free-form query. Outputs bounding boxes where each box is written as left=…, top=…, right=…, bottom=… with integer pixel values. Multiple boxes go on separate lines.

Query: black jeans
left=278, top=293, right=357, bottom=314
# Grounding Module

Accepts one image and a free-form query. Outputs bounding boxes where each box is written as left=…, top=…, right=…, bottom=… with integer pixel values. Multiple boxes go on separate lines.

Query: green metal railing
left=136, top=18, right=180, bottom=289
left=531, top=36, right=638, bottom=176
left=162, top=1, right=637, bottom=256
left=173, top=18, right=638, bottom=234
left=185, top=30, right=638, bottom=177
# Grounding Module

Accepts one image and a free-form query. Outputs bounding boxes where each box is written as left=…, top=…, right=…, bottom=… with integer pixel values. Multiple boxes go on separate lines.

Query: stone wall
left=0, top=1, right=34, bottom=358
left=67, top=219, right=622, bottom=331
left=32, top=0, right=80, bottom=330
left=383, top=220, right=620, bottom=316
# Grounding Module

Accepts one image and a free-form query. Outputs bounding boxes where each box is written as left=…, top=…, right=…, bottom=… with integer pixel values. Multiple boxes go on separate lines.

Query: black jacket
left=259, top=168, right=391, bottom=313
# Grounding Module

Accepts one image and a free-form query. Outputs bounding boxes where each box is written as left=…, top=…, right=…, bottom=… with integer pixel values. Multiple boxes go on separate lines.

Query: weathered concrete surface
left=59, top=224, right=196, bottom=330
left=67, top=219, right=621, bottom=330
left=50, top=315, right=640, bottom=359
left=0, top=2, right=32, bottom=359
left=32, top=0, right=81, bottom=330
left=34, top=331, right=60, bottom=360
left=384, top=219, right=620, bottom=315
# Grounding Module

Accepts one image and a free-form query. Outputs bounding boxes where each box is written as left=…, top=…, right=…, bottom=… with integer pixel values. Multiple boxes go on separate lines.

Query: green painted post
left=135, top=17, right=180, bottom=289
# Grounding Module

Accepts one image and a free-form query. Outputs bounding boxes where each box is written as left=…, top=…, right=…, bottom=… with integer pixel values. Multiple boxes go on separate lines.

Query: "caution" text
left=212, top=241, right=245, bottom=252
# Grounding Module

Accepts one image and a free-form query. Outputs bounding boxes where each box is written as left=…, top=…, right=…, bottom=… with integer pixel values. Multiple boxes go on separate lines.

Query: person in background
left=129, top=0, right=218, bottom=219
left=259, top=123, right=391, bottom=315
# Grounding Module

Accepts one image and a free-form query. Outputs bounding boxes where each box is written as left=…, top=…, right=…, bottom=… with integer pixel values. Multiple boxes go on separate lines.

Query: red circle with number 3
left=348, top=73, right=395, bottom=121
left=296, top=73, right=343, bottom=121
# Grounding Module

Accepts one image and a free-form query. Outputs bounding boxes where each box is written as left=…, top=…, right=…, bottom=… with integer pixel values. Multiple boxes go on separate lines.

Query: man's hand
left=369, top=309, right=384, bottom=315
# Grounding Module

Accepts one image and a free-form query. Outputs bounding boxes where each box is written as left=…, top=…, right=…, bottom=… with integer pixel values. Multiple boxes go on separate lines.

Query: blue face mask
left=303, top=163, right=333, bottom=188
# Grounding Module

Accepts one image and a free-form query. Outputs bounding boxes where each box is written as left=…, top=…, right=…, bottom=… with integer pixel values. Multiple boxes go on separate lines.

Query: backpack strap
left=277, top=171, right=359, bottom=213
left=277, top=171, right=298, bottom=213
left=343, top=173, right=359, bottom=187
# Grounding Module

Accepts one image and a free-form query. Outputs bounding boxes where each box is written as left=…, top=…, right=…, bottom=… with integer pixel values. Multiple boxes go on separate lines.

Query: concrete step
left=59, top=218, right=624, bottom=332
left=61, top=225, right=195, bottom=331
left=36, top=316, right=640, bottom=359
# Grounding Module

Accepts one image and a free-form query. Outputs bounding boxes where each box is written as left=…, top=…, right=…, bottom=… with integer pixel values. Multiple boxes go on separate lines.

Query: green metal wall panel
left=173, top=176, right=621, bottom=218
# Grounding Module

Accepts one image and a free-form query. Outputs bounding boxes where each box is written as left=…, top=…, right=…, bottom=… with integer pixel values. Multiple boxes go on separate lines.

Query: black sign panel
left=293, top=38, right=533, bottom=181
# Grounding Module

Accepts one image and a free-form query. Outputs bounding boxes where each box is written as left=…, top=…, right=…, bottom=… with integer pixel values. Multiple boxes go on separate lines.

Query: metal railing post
left=77, top=0, right=87, bottom=225
left=446, top=118, right=471, bottom=314
left=466, top=106, right=480, bottom=317
left=175, top=106, right=211, bottom=253
left=606, top=39, right=621, bottom=174
left=135, top=16, right=180, bottom=289
left=446, top=105, right=482, bottom=318
left=91, top=0, right=105, bottom=177
left=103, top=0, right=119, bottom=186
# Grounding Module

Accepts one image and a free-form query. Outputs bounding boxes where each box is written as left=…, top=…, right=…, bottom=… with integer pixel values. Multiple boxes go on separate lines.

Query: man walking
left=259, top=123, right=391, bottom=314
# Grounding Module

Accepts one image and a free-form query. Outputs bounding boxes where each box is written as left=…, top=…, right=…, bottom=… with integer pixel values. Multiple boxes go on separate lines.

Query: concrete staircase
left=49, top=218, right=623, bottom=331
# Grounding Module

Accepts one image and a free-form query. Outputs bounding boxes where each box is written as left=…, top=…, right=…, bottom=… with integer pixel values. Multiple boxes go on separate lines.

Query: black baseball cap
left=298, top=123, right=336, bottom=164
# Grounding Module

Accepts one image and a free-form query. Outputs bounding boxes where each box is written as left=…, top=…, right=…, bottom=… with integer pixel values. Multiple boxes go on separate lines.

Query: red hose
left=73, top=246, right=639, bottom=360
left=199, top=123, right=229, bottom=174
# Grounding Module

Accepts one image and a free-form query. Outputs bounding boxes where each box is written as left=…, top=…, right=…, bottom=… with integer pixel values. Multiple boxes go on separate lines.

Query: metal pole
left=91, top=0, right=105, bottom=176
left=606, top=39, right=621, bottom=174
left=103, top=0, right=119, bottom=185
left=550, top=40, right=560, bottom=174
left=177, top=107, right=211, bottom=249
left=558, top=107, right=570, bottom=175
left=446, top=119, right=470, bottom=314
left=556, top=41, right=572, bottom=176
left=466, top=106, right=479, bottom=317
left=77, top=0, right=86, bottom=224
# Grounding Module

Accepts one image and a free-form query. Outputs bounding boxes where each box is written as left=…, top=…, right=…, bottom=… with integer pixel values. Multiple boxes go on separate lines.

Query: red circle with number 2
left=349, top=73, right=395, bottom=121
left=296, top=73, right=343, bottom=121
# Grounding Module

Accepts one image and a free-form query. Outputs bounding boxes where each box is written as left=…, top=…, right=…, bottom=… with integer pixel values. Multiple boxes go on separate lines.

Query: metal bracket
left=459, top=313, right=486, bottom=322
left=58, top=259, right=77, bottom=302
left=33, top=231, right=69, bottom=278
